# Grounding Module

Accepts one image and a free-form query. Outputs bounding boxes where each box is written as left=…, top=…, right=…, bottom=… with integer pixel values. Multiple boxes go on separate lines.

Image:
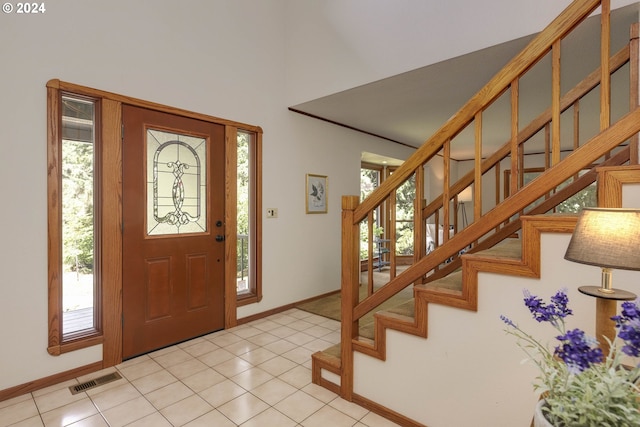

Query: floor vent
left=69, top=372, right=122, bottom=395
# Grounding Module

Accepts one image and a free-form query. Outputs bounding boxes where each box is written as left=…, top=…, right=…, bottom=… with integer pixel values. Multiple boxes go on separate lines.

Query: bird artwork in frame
left=306, top=174, right=327, bottom=214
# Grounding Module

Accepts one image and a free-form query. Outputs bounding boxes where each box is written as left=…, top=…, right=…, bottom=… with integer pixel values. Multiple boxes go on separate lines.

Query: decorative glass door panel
left=146, top=129, right=207, bottom=235
left=123, top=105, right=225, bottom=358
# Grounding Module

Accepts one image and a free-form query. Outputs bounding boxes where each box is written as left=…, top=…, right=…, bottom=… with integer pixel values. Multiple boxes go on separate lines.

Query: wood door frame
left=47, top=79, right=262, bottom=367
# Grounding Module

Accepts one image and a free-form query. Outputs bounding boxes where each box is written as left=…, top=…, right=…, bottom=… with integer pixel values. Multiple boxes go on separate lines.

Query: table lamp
left=564, top=207, right=640, bottom=350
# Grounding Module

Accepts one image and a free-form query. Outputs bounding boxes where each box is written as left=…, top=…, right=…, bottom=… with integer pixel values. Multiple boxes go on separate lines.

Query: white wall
left=0, top=0, right=415, bottom=391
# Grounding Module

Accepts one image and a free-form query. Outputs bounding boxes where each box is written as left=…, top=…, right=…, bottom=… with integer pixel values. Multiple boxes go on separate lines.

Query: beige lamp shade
left=564, top=208, right=640, bottom=271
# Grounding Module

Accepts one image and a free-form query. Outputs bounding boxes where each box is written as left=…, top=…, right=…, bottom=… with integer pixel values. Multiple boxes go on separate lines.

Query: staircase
left=311, top=1, right=640, bottom=425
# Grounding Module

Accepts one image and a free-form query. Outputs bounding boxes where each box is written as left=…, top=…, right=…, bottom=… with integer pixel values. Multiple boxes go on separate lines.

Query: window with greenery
left=61, top=96, right=99, bottom=335
left=48, top=92, right=103, bottom=354
left=360, top=165, right=382, bottom=259
left=394, top=172, right=415, bottom=256
left=360, top=164, right=416, bottom=259
left=506, top=168, right=597, bottom=214
left=236, top=130, right=262, bottom=305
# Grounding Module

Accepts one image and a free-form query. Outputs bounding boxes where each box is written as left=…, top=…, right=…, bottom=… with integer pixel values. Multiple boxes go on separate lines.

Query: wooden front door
left=122, top=105, right=225, bottom=359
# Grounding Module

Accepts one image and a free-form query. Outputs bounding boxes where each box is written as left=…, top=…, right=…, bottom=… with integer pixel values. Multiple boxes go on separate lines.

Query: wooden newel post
left=341, top=195, right=360, bottom=401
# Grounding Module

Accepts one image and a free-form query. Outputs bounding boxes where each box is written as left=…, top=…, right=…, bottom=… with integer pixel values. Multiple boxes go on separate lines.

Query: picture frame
left=306, top=174, right=328, bottom=214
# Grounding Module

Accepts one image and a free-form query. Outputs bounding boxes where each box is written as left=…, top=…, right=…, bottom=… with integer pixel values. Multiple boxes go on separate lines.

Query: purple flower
left=550, top=290, right=572, bottom=318
left=612, top=301, right=640, bottom=357
left=555, top=328, right=603, bottom=372
left=523, top=289, right=572, bottom=325
left=500, top=315, right=516, bottom=328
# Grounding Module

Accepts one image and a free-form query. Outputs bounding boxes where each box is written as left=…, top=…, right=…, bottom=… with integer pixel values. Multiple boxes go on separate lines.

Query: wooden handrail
left=353, top=0, right=602, bottom=224
left=352, top=106, right=640, bottom=323
left=422, top=43, right=630, bottom=222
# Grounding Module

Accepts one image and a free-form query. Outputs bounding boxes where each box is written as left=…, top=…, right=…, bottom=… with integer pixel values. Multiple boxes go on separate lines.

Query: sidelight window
left=47, top=93, right=103, bottom=354
left=236, top=130, right=262, bottom=304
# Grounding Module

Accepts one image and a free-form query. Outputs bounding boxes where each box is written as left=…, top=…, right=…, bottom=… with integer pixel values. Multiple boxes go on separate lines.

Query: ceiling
left=289, top=4, right=639, bottom=163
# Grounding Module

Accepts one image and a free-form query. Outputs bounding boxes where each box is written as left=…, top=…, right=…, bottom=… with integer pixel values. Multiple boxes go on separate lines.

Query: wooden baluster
left=367, top=211, right=374, bottom=296
left=474, top=112, right=483, bottom=229
left=510, top=79, right=519, bottom=198
left=414, top=169, right=425, bottom=285
left=552, top=40, right=561, bottom=166
left=630, top=23, right=639, bottom=165
left=443, top=140, right=451, bottom=239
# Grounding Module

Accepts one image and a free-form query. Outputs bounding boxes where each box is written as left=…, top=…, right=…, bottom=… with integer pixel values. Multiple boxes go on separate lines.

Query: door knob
left=215, top=235, right=225, bottom=242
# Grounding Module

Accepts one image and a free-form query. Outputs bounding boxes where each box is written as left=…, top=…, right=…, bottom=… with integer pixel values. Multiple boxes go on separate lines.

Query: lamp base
left=578, top=285, right=636, bottom=301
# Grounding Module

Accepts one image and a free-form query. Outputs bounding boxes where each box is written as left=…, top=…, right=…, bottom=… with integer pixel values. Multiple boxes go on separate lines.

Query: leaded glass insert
left=147, top=129, right=207, bottom=235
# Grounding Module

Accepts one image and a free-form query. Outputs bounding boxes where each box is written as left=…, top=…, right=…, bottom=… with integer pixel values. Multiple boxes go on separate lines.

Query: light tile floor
left=0, top=309, right=401, bottom=427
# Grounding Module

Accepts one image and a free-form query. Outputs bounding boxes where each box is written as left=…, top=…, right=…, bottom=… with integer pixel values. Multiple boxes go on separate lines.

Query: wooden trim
left=47, top=80, right=262, bottom=134
left=597, top=165, right=640, bottom=207
left=46, top=85, right=62, bottom=354
left=101, top=98, right=123, bottom=367
left=237, top=289, right=342, bottom=325
left=254, top=131, right=263, bottom=303
left=352, top=392, right=427, bottom=427
left=225, top=126, right=239, bottom=327
left=288, top=107, right=417, bottom=150
left=552, top=40, right=561, bottom=166
left=600, top=0, right=611, bottom=131
left=474, top=112, right=482, bottom=221
left=341, top=195, right=360, bottom=401
left=0, top=361, right=103, bottom=402
left=510, top=78, right=519, bottom=196
left=443, top=140, right=451, bottom=233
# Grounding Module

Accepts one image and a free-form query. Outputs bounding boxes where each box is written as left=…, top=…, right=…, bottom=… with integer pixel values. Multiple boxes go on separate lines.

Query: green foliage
left=237, top=133, right=250, bottom=274
left=62, top=140, right=94, bottom=273
left=395, top=175, right=415, bottom=256
left=541, top=357, right=640, bottom=426
left=556, top=183, right=597, bottom=214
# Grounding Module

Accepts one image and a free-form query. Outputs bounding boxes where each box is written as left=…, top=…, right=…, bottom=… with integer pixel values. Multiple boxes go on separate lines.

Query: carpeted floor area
left=295, top=267, right=414, bottom=338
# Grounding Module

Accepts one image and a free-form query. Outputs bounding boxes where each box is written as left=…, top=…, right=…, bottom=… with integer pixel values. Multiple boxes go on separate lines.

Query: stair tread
left=473, top=238, right=521, bottom=259
left=385, top=298, right=415, bottom=317
left=424, top=269, right=463, bottom=292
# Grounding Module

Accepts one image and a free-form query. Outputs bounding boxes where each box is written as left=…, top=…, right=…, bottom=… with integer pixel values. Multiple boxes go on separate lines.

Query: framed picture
left=306, top=174, right=328, bottom=214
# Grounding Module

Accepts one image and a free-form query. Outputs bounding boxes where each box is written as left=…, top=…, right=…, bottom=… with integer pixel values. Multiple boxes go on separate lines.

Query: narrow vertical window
left=236, top=130, right=261, bottom=304
left=48, top=90, right=103, bottom=355
left=61, top=95, right=100, bottom=337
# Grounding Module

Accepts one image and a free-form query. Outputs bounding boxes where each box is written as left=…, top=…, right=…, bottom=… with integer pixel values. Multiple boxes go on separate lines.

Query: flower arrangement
left=501, top=289, right=640, bottom=426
